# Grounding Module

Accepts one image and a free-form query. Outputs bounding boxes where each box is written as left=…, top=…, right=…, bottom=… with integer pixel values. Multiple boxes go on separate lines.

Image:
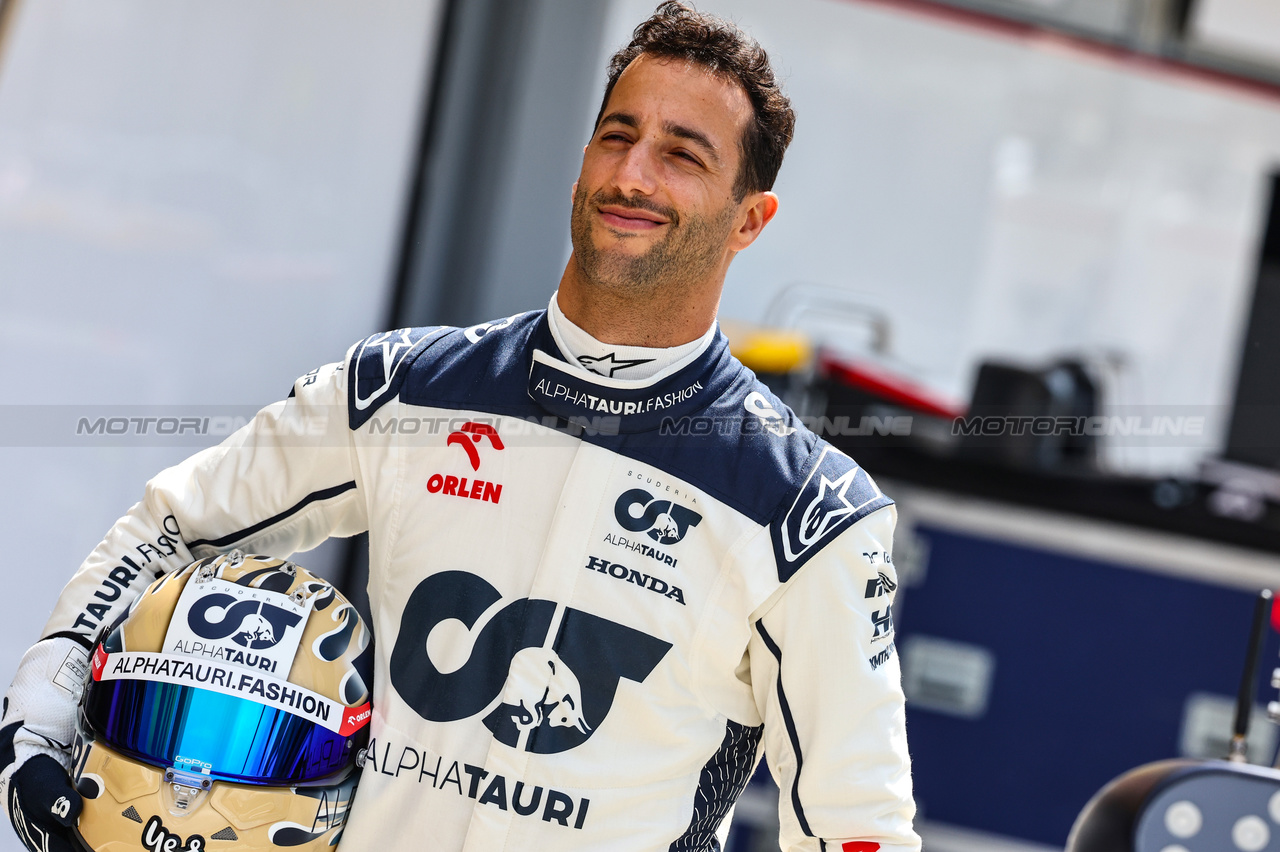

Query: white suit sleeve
left=1, top=353, right=367, bottom=787
left=749, top=504, right=920, bottom=852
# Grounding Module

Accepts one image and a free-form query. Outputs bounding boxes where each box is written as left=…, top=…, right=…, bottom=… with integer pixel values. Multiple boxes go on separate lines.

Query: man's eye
left=673, top=151, right=701, bottom=165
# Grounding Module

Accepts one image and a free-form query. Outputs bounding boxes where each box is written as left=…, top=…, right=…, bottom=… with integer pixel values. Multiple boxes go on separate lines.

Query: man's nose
left=611, top=141, right=659, bottom=196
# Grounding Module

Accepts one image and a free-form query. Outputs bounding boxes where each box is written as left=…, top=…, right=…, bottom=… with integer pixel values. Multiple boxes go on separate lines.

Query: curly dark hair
left=594, top=1, right=795, bottom=200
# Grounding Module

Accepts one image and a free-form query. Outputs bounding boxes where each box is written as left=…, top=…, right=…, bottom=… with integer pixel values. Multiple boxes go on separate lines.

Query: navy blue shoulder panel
left=394, top=312, right=544, bottom=415
left=347, top=327, right=451, bottom=429
left=344, top=312, right=892, bottom=580
left=765, top=441, right=894, bottom=581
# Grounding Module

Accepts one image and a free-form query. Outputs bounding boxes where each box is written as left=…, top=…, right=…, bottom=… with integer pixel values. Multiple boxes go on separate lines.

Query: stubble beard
left=569, top=185, right=737, bottom=298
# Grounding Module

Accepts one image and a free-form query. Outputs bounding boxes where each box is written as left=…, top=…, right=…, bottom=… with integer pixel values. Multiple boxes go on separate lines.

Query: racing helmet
left=71, top=551, right=373, bottom=852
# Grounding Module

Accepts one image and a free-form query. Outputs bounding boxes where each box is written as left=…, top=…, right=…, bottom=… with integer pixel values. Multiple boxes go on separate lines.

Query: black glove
left=7, top=754, right=83, bottom=852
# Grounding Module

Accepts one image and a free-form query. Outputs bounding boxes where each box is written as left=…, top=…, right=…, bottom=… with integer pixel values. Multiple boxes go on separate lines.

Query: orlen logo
left=613, top=489, right=702, bottom=545
left=390, top=571, right=670, bottom=755
left=447, top=422, right=503, bottom=470
left=346, top=706, right=372, bottom=729
left=427, top=422, right=504, bottom=505
left=187, top=596, right=303, bottom=651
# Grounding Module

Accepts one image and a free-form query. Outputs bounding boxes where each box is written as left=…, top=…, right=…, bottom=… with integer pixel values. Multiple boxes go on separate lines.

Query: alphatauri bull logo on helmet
left=188, top=597, right=302, bottom=651
left=231, top=611, right=277, bottom=647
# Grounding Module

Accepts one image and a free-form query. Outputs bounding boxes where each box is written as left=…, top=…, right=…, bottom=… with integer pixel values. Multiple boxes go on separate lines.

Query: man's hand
left=1, top=637, right=92, bottom=852
left=6, top=755, right=82, bottom=852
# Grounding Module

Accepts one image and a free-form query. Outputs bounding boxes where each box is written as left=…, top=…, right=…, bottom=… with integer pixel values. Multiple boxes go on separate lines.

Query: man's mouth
left=597, top=204, right=669, bottom=231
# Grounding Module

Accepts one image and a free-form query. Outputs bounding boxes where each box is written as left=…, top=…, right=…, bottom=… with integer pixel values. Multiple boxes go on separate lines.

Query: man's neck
left=555, top=255, right=721, bottom=347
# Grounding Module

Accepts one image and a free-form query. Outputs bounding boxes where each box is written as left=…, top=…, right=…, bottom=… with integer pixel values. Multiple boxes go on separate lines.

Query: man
left=0, top=3, right=918, bottom=850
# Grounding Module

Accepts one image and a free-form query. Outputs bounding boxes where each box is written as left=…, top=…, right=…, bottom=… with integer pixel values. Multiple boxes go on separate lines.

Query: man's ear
left=571, top=180, right=578, bottom=200
left=728, top=191, right=779, bottom=252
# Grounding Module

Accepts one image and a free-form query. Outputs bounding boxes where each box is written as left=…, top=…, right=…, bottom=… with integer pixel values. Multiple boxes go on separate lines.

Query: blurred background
left=4, top=0, right=1280, bottom=849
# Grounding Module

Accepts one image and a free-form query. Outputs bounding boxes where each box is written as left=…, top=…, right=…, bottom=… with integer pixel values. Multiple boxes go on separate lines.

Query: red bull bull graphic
left=500, top=648, right=592, bottom=740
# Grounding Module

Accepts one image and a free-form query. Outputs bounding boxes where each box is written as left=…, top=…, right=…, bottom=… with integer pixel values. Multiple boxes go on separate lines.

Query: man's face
left=570, top=53, right=755, bottom=294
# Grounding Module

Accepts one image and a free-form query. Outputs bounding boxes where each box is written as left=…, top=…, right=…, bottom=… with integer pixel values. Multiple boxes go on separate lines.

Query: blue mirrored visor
left=83, top=674, right=360, bottom=785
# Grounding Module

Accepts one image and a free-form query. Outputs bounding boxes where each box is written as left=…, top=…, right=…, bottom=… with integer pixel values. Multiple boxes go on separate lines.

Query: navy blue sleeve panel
left=769, top=443, right=894, bottom=583
left=348, top=326, right=451, bottom=429
left=359, top=314, right=546, bottom=424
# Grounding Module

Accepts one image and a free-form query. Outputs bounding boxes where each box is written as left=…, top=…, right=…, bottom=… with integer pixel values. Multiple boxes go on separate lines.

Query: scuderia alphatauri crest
left=72, top=552, right=372, bottom=852
left=770, top=446, right=894, bottom=581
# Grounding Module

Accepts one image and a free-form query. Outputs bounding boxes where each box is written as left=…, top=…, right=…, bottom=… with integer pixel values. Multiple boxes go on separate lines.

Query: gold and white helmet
left=70, top=552, right=372, bottom=851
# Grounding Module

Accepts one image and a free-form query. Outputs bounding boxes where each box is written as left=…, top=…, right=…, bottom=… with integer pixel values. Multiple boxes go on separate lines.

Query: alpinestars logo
left=776, top=447, right=889, bottom=570
left=577, top=353, right=654, bottom=377
left=390, top=571, right=671, bottom=754
left=800, top=468, right=861, bottom=548
left=865, top=572, right=897, bottom=599
left=350, top=327, right=446, bottom=429
left=353, top=329, right=425, bottom=411
left=614, top=489, right=702, bottom=545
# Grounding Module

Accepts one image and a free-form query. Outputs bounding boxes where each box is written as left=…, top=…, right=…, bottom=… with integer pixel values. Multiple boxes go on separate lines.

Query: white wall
left=599, top=0, right=1280, bottom=475
left=1191, top=0, right=1280, bottom=66
left=0, top=0, right=442, bottom=790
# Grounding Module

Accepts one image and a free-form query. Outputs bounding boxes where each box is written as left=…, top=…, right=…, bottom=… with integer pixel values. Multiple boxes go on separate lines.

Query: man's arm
left=749, top=504, right=920, bottom=852
left=0, top=353, right=368, bottom=847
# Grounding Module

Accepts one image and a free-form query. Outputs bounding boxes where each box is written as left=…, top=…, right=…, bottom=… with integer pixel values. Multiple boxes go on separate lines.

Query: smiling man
left=1, top=4, right=918, bottom=852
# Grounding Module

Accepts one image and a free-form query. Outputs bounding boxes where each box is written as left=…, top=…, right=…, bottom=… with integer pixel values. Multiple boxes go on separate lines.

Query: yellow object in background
left=721, top=320, right=812, bottom=374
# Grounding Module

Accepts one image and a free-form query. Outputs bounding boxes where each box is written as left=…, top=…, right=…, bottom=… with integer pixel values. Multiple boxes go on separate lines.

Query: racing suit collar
left=526, top=312, right=741, bottom=435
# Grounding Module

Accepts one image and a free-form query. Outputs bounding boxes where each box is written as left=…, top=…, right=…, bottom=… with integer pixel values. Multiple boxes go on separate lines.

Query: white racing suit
left=3, top=311, right=919, bottom=851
